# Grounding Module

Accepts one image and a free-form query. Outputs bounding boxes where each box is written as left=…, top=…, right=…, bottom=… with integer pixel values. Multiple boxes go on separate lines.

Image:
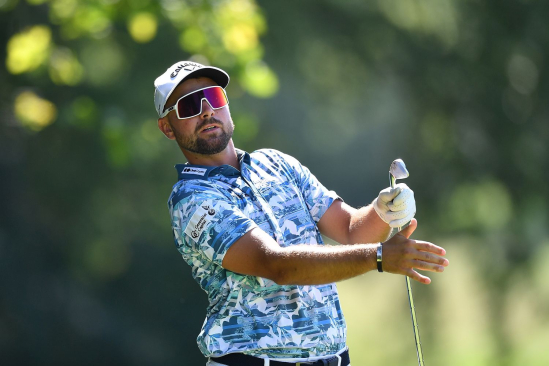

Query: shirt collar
left=236, top=148, right=251, bottom=166
left=174, top=149, right=251, bottom=181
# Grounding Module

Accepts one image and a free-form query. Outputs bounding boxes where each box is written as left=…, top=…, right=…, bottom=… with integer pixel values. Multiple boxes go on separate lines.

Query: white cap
left=154, top=61, right=230, bottom=117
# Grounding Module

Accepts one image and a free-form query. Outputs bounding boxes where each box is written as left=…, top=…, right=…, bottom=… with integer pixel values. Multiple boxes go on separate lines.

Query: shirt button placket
left=241, top=167, right=283, bottom=246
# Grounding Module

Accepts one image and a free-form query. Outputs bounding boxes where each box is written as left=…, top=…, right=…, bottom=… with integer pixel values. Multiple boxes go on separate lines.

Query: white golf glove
left=373, top=183, right=416, bottom=228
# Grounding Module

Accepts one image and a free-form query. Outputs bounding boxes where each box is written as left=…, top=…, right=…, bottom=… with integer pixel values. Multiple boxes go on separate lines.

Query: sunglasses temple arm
left=160, top=106, right=175, bottom=118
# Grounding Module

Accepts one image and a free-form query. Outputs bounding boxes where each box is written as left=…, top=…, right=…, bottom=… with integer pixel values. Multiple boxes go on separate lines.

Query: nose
left=200, top=98, right=215, bottom=119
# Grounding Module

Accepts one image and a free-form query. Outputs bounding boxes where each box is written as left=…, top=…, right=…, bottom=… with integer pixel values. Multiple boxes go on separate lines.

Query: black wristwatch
left=376, top=243, right=383, bottom=272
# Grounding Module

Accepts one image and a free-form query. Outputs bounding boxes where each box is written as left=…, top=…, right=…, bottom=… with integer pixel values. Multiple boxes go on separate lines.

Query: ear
left=158, top=117, right=176, bottom=140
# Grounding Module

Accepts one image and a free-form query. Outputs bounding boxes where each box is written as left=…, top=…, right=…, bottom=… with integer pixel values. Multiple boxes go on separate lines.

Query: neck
left=182, top=140, right=240, bottom=170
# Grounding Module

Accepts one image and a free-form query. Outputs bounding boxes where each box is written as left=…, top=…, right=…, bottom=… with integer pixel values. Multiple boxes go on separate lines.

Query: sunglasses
left=161, top=86, right=229, bottom=119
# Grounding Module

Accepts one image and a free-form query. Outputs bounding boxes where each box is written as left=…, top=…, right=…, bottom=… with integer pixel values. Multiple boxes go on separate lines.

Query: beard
left=172, top=117, right=234, bottom=155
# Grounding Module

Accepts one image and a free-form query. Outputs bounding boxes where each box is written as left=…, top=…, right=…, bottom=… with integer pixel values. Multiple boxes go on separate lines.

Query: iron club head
left=390, top=159, right=409, bottom=180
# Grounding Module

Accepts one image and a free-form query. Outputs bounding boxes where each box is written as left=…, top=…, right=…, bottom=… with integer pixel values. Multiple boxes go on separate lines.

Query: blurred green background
left=1, top=0, right=548, bottom=365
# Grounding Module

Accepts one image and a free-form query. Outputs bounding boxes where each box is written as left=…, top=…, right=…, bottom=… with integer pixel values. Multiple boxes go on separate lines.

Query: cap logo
left=170, top=62, right=202, bottom=78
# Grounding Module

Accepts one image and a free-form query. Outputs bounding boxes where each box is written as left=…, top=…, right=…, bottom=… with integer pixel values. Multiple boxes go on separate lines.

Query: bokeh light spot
left=71, top=96, right=98, bottom=127
left=141, top=120, right=161, bottom=142
left=179, top=26, right=207, bottom=53
left=49, top=0, right=78, bottom=22
left=49, top=47, right=84, bottom=85
left=6, top=25, right=52, bottom=74
left=241, top=61, right=278, bottom=98
left=73, top=6, right=111, bottom=37
left=102, top=115, right=130, bottom=167
left=81, top=39, right=125, bottom=86
left=377, top=0, right=458, bottom=48
left=14, top=91, right=57, bottom=131
left=507, top=54, right=539, bottom=95
left=0, top=0, right=18, bottom=11
left=234, top=113, right=259, bottom=142
left=223, top=23, right=258, bottom=53
left=128, top=12, right=158, bottom=43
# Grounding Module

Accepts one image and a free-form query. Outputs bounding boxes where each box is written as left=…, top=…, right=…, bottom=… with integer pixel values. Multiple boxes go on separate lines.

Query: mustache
left=195, top=117, right=223, bottom=133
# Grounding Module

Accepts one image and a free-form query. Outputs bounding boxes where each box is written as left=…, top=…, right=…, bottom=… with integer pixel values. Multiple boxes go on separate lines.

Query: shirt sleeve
left=169, top=182, right=258, bottom=266
left=276, top=151, right=341, bottom=222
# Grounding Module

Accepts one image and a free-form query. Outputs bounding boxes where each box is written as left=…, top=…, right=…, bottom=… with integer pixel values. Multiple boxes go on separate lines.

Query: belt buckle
left=299, top=353, right=342, bottom=366
left=322, top=354, right=342, bottom=366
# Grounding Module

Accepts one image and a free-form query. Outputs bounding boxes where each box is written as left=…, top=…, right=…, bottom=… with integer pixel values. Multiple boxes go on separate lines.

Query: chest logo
left=181, top=167, right=208, bottom=176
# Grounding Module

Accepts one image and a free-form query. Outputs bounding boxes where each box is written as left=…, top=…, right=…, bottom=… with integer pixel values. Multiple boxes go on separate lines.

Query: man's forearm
left=347, top=204, right=391, bottom=244
left=317, top=201, right=391, bottom=245
left=224, top=222, right=448, bottom=286
left=269, top=221, right=447, bottom=286
left=270, top=242, right=378, bottom=285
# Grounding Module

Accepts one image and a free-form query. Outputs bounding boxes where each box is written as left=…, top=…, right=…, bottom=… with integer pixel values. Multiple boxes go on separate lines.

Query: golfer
left=154, top=61, right=449, bottom=366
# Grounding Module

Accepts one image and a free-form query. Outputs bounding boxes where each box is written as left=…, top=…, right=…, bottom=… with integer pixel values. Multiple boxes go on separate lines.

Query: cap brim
left=182, top=67, right=229, bottom=89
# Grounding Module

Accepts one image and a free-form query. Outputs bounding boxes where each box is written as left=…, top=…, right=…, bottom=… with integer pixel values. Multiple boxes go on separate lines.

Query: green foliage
left=2, top=0, right=277, bottom=133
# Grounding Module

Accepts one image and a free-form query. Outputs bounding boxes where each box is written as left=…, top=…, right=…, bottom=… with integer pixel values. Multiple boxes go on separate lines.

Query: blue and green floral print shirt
left=168, top=149, right=346, bottom=361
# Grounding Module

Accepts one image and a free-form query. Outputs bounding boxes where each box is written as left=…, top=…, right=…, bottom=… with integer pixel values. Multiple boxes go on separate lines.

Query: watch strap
left=376, top=243, right=383, bottom=272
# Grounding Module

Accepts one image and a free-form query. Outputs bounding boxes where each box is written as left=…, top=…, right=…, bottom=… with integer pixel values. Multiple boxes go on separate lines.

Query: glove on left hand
left=373, top=183, right=416, bottom=228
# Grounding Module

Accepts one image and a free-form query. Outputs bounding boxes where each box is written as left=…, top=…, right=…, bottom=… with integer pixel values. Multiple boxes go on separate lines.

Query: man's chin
left=176, top=129, right=233, bottom=156
left=196, top=138, right=227, bottom=154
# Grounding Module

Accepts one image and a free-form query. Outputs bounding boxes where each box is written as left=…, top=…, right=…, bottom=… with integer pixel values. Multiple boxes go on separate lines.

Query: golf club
left=388, top=158, right=425, bottom=366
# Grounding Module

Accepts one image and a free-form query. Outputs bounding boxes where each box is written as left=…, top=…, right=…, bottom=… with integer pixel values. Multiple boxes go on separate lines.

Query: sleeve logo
left=184, top=203, right=217, bottom=242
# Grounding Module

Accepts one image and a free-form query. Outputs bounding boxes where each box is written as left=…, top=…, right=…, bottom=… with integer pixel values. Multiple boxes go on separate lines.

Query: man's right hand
left=373, top=183, right=416, bottom=228
left=381, top=218, right=449, bottom=284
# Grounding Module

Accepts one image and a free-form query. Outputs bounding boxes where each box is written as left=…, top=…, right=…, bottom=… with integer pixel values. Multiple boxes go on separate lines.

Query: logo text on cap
left=171, top=62, right=202, bottom=78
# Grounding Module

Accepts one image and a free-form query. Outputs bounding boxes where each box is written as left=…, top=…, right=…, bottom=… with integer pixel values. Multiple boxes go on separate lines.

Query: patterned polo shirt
left=168, top=149, right=347, bottom=361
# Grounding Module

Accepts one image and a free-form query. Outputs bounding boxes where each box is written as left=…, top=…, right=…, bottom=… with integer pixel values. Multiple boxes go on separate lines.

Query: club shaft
left=406, top=276, right=425, bottom=366
left=389, top=173, right=425, bottom=366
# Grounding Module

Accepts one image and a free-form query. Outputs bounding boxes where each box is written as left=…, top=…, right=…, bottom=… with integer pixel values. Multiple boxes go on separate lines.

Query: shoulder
left=251, top=148, right=284, bottom=160
left=251, top=148, right=302, bottom=169
left=168, top=178, right=228, bottom=210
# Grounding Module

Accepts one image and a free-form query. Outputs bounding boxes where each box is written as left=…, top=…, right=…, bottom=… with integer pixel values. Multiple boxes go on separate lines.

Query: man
left=154, top=61, right=449, bottom=366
